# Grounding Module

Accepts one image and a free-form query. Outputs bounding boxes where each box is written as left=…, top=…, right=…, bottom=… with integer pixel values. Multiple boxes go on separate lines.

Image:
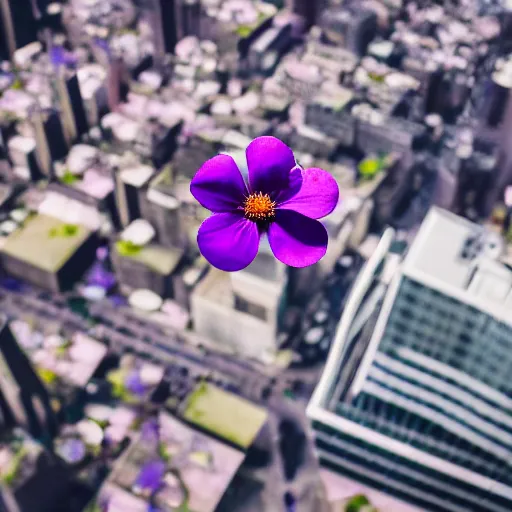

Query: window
left=404, top=293, right=418, bottom=304
left=452, top=344, right=468, bottom=359
left=458, top=333, right=471, bottom=345
left=234, top=295, right=267, bottom=321
left=399, top=308, right=414, bottom=321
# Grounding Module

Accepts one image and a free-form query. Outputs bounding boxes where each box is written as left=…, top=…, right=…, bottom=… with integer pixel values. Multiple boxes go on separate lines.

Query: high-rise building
left=478, top=59, right=512, bottom=216
left=55, top=68, right=88, bottom=145
left=191, top=248, right=289, bottom=361
left=29, top=107, right=67, bottom=179
left=177, top=0, right=201, bottom=40
left=190, top=150, right=290, bottom=360
left=0, top=0, right=38, bottom=59
left=0, top=316, right=57, bottom=438
left=7, top=135, right=41, bottom=181
left=0, top=13, right=9, bottom=60
left=308, top=208, right=512, bottom=512
left=139, top=165, right=186, bottom=249
left=286, top=0, right=324, bottom=28
left=305, top=86, right=355, bottom=145
left=141, top=0, right=178, bottom=63
left=29, top=107, right=53, bottom=179
left=320, top=4, right=377, bottom=56
left=0, top=429, right=71, bottom=512
left=106, top=56, right=125, bottom=113
left=113, top=164, right=154, bottom=228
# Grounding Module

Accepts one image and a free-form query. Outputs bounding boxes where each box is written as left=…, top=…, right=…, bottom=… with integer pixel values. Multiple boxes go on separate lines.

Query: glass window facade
left=379, top=278, right=512, bottom=391
left=314, top=276, right=512, bottom=511
left=312, top=420, right=512, bottom=512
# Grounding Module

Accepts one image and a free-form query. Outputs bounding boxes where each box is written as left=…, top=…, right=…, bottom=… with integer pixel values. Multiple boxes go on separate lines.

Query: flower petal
left=246, top=136, right=296, bottom=195
left=136, top=461, right=165, bottom=492
left=278, top=167, right=340, bottom=219
left=268, top=210, right=328, bottom=268
left=190, top=154, right=248, bottom=213
left=197, top=213, right=260, bottom=271
left=273, top=166, right=303, bottom=204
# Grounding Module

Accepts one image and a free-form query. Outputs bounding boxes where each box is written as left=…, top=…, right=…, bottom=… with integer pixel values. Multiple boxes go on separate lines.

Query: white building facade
left=308, top=208, right=512, bottom=512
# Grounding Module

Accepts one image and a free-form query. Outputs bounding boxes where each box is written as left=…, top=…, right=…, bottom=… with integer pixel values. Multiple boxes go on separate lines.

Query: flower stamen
left=244, top=192, right=276, bottom=222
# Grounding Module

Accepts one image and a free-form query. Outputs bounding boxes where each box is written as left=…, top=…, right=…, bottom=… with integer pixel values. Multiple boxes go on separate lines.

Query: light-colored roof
left=402, top=207, right=512, bottom=327
left=313, top=87, right=353, bottom=111
left=1, top=214, right=91, bottom=273
left=116, top=243, right=182, bottom=275
left=183, top=382, right=268, bottom=448
left=192, top=268, right=234, bottom=307
left=119, top=165, right=154, bottom=187
left=8, top=136, right=36, bottom=153
left=402, top=208, right=478, bottom=288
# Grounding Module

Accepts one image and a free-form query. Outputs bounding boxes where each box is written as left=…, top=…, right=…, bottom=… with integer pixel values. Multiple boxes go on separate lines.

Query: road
left=0, top=291, right=274, bottom=403
left=0, top=255, right=364, bottom=512
left=0, top=263, right=362, bottom=408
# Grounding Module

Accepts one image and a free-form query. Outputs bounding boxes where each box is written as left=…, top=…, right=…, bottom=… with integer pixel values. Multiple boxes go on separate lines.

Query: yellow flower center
left=243, top=192, right=276, bottom=221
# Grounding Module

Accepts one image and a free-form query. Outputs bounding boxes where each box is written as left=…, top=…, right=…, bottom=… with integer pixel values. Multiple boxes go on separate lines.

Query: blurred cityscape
left=0, top=0, right=512, bottom=511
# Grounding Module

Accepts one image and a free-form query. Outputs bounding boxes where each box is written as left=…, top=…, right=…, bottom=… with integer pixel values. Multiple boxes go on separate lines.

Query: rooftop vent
left=460, top=229, right=503, bottom=261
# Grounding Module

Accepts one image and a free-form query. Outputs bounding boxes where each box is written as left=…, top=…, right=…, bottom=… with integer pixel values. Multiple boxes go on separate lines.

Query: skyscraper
left=0, top=14, right=8, bottom=60
left=29, top=107, right=67, bottom=179
left=482, top=59, right=512, bottom=215
left=308, top=208, right=512, bottom=512
left=141, top=0, right=178, bottom=63
left=0, top=316, right=57, bottom=438
left=177, top=0, right=201, bottom=39
left=106, top=56, right=125, bottom=112
left=0, top=0, right=38, bottom=59
left=55, top=68, right=88, bottom=145
left=139, top=165, right=186, bottom=249
left=286, top=0, right=325, bottom=28
left=30, top=107, right=53, bottom=179
left=159, top=0, right=178, bottom=53
left=191, top=248, right=289, bottom=361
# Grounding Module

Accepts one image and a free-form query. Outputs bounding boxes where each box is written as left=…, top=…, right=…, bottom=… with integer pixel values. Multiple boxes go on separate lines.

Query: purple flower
left=50, top=46, right=77, bottom=68
left=96, top=246, right=109, bottom=261
left=125, top=371, right=146, bottom=397
left=94, top=38, right=111, bottom=58
left=190, top=136, right=339, bottom=271
left=135, top=460, right=165, bottom=493
left=98, top=494, right=110, bottom=512
left=141, top=418, right=160, bottom=443
left=110, top=295, right=128, bottom=307
left=0, top=277, right=24, bottom=292
left=284, top=491, right=296, bottom=512
left=86, top=264, right=116, bottom=290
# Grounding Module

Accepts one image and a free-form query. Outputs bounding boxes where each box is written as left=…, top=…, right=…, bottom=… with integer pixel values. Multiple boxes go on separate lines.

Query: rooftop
left=92, top=411, right=245, bottom=512
left=193, top=269, right=234, bottom=308
left=114, top=242, right=183, bottom=276
left=1, top=214, right=92, bottom=273
left=105, top=354, right=165, bottom=405
left=182, top=382, right=268, bottom=449
left=402, top=208, right=512, bottom=327
left=312, top=86, right=354, bottom=111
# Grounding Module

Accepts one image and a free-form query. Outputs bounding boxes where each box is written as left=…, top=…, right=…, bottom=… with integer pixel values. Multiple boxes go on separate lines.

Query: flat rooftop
left=193, top=269, right=234, bottom=308
left=93, top=411, right=245, bottom=512
left=114, top=242, right=183, bottom=276
left=402, top=208, right=478, bottom=289
left=1, top=214, right=92, bottom=273
left=183, top=382, right=268, bottom=449
left=401, top=208, right=512, bottom=327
